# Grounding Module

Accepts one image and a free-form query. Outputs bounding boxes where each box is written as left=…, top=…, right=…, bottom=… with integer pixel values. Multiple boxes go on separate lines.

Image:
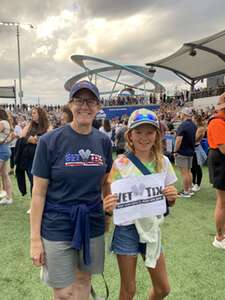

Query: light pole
left=0, top=21, right=34, bottom=106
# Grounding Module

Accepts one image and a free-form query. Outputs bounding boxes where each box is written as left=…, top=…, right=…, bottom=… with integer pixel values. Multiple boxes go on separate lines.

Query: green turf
left=0, top=166, right=224, bottom=299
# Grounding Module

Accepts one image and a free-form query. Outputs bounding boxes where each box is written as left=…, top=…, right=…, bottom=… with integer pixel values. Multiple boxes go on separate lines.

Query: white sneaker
left=0, top=190, right=7, bottom=199
left=212, top=237, right=225, bottom=249
left=192, top=184, right=200, bottom=192
left=0, top=198, right=13, bottom=205
left=27, top=208, right=31, bottom=214
left=178, top=191, right=191, bottom=198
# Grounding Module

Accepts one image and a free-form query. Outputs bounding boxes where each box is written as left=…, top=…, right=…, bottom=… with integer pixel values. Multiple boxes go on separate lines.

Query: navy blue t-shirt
left=32, top=125, right=113, bottom=241
left=176, top=119, right=197, bottom=156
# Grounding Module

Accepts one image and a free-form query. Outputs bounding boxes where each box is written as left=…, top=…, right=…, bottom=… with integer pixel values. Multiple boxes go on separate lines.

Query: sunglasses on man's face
left=70, top=97, right=99, bottom=107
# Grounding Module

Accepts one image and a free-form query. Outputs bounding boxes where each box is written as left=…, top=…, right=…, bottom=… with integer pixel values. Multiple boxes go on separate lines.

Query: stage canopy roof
left=146, top=29, right=225, bottom=84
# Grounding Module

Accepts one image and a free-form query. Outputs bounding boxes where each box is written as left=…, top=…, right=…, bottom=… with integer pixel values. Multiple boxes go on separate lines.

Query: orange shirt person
left=207, top=92, right=225, bottom=249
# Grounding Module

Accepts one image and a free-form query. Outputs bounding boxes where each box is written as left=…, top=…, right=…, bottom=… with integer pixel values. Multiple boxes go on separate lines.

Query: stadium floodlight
left=0, top=21, right=34, bottom=106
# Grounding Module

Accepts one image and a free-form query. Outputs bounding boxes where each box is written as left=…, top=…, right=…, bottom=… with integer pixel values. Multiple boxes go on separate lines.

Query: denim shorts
left=0, top=144, right=11, bottom=161
left=111, top=224, right=146, bottom=256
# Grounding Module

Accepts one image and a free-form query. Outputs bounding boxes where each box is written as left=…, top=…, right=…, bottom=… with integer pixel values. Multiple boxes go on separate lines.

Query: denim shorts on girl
left=0, top=144, right=11, bottom=161
left=111, top=224, right=146, bottom=256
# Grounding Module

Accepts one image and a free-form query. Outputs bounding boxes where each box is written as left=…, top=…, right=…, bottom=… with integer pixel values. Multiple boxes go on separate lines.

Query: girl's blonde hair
left=125, top=126, right=164, bottom=172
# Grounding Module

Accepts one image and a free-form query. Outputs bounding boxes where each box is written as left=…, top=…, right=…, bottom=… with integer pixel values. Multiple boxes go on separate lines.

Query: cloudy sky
left=1, top=0, right=225, bottom=105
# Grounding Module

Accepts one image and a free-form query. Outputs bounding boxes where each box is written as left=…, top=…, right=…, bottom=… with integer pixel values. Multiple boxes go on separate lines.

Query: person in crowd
left=191, top=115, right=207, bottom=192
left=0, top=108, right=13, bottom=205
left=104, top=108, right=177, bottom=300
left=19, top=107, right=49, bottom=194
left=8, top=113, right=22, bottom=175
left=174, top=107, right=197, bottom=198
left=60, top=105, right=73, bottom=126
left=207, top=92, right=225, bottom=249
left=30, top=80, right=113, bottom=300
left=115, top=119, right=128, bottom=155
left=92, top=118, right=102, bottom=130
left=99, top=118, right=113, bottom=142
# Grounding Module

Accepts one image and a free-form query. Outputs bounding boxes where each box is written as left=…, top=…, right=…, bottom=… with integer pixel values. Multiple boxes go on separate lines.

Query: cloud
left=1, top=0, right=225, bottom=105
left=36, top=9, right=75, bottom=40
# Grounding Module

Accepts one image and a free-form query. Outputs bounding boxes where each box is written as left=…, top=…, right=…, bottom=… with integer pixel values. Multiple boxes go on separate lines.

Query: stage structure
left=65, top=55, right=165, bottom=100
left=146, top=29, right=225, bottom=92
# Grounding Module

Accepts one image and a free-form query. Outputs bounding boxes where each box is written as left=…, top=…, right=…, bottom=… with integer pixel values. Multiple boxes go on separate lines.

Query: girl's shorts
left=41, top=234, right=104, bottom=288
left=111, top=224, right=146, bottom=256
left=0, top=144, right=11, bottom=161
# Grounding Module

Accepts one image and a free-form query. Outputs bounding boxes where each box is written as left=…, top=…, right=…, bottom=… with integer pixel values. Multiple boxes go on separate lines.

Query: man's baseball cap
left=181, top=107, right=193, bottom=117
left=69, top=80, right=100, bottom=101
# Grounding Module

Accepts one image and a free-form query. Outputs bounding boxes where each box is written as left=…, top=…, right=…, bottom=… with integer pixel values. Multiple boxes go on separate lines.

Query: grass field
left=0, top=166, right=225, bottom=300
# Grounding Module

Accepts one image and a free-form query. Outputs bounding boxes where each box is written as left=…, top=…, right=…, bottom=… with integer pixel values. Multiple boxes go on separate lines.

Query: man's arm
left=174, top=136, right=183, bottom=153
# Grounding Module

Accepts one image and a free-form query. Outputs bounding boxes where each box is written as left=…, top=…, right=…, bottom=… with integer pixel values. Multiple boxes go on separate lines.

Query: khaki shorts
left=41, top=235, right=105, bottom=288
left=175, top=154, right=193, bottom=169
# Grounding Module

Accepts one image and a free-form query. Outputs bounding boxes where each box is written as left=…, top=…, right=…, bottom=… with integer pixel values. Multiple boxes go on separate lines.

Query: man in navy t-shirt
left=174, top=107, right=197, bottom=197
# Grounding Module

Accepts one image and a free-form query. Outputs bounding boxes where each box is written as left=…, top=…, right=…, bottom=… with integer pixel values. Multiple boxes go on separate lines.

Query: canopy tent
left=146, top=29, right=225, bottom=87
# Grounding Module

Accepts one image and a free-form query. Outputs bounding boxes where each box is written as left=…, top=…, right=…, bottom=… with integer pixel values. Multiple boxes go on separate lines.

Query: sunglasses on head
left=133, top=113, right=158, bottom=123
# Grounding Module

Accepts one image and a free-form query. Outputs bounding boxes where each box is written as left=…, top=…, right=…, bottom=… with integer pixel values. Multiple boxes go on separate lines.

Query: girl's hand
left=30, top=238, right=45, bottom=267
left=103, top=194, right=118, bottom=213
left=162, top=185, right=177, bottom=206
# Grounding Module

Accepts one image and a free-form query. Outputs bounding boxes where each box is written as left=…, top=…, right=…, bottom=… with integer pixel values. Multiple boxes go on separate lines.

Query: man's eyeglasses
left=70, top=97, right=99, bottom=107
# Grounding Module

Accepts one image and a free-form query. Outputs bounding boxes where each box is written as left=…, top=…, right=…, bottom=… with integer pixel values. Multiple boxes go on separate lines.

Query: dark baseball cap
left=69, top=80, right=100, bottom=101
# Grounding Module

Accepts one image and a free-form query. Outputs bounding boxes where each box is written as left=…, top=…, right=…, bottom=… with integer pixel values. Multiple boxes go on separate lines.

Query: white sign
left=0, top=86, right=15, bottom=98
left=111, top=174, right=166, bottom=225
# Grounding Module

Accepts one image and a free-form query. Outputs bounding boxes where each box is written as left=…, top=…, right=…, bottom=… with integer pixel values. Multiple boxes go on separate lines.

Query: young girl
left=104, top=108, right=177, bottom=300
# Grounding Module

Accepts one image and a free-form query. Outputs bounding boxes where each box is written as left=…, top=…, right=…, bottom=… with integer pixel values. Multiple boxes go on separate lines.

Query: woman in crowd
left=8, top=112, right=22, bottom=175
left=20, top=107, right=49, bottom=193
left=30, top=80, right=112, bottom=300
left=0, top=108, right=13, bottom=205
left=104, top=108, right=177, bottom=300
left=60, top=105, right=73, bottom=126
left=191, top=115, right=207, bottom=192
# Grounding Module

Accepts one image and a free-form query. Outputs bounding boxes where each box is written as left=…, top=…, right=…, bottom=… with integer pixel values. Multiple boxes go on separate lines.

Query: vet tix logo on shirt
left=65, top=149, right=103, bottom=166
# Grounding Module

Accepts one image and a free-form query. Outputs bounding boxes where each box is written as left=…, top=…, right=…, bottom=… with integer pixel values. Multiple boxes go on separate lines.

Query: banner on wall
left=101, top=104, right=160, bottom=119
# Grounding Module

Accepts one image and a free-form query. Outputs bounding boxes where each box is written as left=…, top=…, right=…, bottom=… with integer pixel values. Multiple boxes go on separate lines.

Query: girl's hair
left=0, top=108, right=9, bottom=122
left=103, top=118, right=111, bottom=132
left=125, top=126, right=164, bottom=172
left=27, top=107, right=49, bottom=136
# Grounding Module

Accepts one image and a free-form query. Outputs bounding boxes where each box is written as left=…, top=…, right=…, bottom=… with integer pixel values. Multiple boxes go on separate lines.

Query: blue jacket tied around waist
left=44, top=200, right=102, bottom=265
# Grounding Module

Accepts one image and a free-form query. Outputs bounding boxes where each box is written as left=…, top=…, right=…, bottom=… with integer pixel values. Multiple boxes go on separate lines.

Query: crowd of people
left=0, top=81, right=225, bottom=299
left=191, top=84, right=225, bottom=99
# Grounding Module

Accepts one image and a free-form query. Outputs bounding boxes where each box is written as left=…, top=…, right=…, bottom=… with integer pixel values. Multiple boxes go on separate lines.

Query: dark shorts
left=208, top=149, right=225, bottom=191
left=111, top=224, right=146, bottom=256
